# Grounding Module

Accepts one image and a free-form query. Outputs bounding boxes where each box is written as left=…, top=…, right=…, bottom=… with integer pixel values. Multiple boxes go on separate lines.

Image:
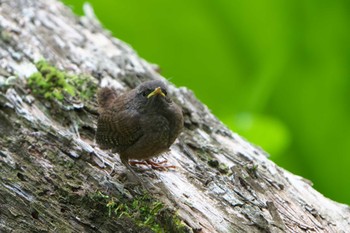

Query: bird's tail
left=97, top=87, right=117, bottom=109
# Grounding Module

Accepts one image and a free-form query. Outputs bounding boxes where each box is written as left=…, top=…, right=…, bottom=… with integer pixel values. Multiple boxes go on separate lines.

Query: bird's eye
left=142, top=91, right=147, bottom=97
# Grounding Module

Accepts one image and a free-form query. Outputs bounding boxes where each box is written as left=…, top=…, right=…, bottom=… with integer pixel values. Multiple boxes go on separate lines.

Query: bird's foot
left=145, top=159, right=176, bottom=171
left=129, top=159, right=176, bottom=171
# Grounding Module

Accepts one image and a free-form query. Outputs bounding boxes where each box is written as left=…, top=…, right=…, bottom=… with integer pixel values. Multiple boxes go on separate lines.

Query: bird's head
left=135, top=80, right=171, bottom=109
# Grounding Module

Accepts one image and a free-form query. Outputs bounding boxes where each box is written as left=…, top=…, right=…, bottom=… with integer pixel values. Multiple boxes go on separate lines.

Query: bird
left=95, top=80, right=184, bottom=179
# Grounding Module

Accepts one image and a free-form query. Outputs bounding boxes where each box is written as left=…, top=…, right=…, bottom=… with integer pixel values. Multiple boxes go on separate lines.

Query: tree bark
left=0, top=0, right=349, bottom=232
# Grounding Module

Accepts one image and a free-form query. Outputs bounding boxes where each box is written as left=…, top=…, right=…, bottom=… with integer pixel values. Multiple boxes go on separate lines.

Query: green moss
left=86, top=191, right=190, bottom=233
left=0, top=30, right=12, bottom=43
left=208, top=159, right=229, bottom=174
left=27, top=60, right=97, bottom=102
left=244, top=163, right=259, bottom=178
left=218, top=163, right=229, bottom=174
left=158, top=208, right=191, bottom=233
left=208, top=158, right=219, bottom=167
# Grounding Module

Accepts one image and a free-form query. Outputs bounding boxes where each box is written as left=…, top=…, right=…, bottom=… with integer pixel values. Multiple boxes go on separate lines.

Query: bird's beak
left=147, top=87, right=166, bottom=98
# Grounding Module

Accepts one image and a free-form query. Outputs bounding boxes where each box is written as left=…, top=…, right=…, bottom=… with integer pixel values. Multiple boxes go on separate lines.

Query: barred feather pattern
left=95, top=80, right=184, bottom=161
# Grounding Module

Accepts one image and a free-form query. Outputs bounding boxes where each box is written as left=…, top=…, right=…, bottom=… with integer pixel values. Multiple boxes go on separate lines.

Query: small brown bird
left=96, top=80, right=183, bottom=177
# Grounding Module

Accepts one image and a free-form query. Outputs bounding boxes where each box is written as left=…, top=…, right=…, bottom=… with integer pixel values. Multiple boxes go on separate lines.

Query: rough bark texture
left=0, top=0, right=349, bottom=232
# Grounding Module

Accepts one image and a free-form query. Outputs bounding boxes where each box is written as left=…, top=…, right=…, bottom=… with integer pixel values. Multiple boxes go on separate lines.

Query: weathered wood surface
left=0, top=0, right=349, bottom=232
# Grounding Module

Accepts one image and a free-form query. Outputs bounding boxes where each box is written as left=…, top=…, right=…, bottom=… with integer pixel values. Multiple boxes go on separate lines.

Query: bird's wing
left=96, top=109, right=143, bottom=152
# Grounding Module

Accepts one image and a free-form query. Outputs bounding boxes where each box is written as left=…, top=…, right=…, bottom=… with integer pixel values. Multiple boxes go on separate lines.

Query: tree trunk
left=0, top=0, right=349, bottom=232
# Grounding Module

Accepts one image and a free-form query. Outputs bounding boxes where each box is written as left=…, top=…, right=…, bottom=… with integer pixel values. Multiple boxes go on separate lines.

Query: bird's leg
left=121, top=158, right=142, bottom=180
left=129, top=159, right=176, bottom=171
left=145, top=159, right=176, bottom=170
left=120, top=157, right=149, bottom=189
left=129, top=160, right=149, bottom=166
left=109, top=163, right=118, bottom=177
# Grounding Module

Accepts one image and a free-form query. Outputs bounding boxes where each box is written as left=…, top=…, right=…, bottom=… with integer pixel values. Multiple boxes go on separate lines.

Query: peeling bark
left=0, top=0, right=349, bottom=232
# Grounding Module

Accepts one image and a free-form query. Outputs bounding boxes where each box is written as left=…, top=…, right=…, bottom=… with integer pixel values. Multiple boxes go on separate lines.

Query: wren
left=96, top=80, right=184, bottom=177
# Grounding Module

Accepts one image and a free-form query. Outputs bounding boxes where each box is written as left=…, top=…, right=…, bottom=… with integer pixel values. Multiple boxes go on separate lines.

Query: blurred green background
left=62, top=0, right=350, bottom=205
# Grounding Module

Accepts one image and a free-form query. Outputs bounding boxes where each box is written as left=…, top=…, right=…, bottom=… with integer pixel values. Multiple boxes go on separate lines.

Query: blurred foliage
left=62, top=0, right=350, bottom=205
